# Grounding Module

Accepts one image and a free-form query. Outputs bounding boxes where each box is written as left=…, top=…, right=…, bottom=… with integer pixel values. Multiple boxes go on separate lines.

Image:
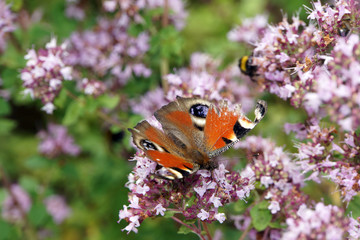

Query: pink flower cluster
left=236, top=136, right=305, bottom=218
left=229, top=0, right=360, bottom=131
left=21, top=38, right=73, bottom=114
left=37, top=123, right=80, bottom=158
left=66, top=18, right=151, bottom=87
left=349, top=217, right=360, bottom=239
left=103, top=0, right=187, bottom=30
left=0, top=1, right=16, bottom=52
left=305, top=0, right=353, bottom=39
left=131, top=87, right=167, bottom=117
left=44, top=195, right=71, bottom=224
left=80, top=78, right=106, bottom=97
left=286, top=120, right=360, bottom=203
left=282, top=203, right=349, bottom=240
left=118, top=153, right=256, bottom=233
left=227, top=14, right=268, bottom=44
left=65, top=0, right=85, bottom=20
left=1, top=184, right=31, bottom=223
left=1, top=184, right=71, bottom=225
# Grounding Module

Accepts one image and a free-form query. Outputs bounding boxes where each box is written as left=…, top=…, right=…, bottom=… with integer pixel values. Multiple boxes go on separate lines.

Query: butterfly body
left=129, top=97, right=267, bottom=179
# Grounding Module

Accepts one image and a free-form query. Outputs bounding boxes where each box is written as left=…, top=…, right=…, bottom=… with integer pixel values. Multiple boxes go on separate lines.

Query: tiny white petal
left=42, top=102, right=55, bottom=114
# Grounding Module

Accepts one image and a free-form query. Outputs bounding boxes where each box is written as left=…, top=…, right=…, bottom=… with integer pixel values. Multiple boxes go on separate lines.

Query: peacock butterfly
left=129, top=96, right=267, bottom=179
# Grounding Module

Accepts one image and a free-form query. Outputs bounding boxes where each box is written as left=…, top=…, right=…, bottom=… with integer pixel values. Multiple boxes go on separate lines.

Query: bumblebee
left=238, top=56, right=258, bottom=78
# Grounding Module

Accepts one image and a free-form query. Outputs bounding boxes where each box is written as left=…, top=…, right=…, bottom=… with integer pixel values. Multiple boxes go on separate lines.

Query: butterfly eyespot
left=140, top=139, right=157, bottom=150
left=189, top=104, right=209, bottom=118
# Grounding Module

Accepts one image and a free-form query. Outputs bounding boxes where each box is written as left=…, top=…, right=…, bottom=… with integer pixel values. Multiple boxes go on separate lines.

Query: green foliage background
left=4, top=0, right=355, bottom=240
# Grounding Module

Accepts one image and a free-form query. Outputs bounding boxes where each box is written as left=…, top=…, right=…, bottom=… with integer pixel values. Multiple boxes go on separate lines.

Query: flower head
left=2, top=185, right=32, bottom=223
left=119, top=152, right=256, bottom=233
left=44, top=195, right=71, bottom=224
left=21, top=38, right=73, bottom=114
left=0, top=1, right=16, bottom=52
left=38, top=123, right=81, bottom=158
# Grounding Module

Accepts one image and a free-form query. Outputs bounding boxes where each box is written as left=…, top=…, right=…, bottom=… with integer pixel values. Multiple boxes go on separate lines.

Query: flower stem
left=201, top=221, right=212, bottom=240
left=9, top=32, right=23, bottom=53
left=238, top=222, right=252, bottom=240
left=171, top=216, right=206, bottom=240
left=160, top=0, right=169, bottom=93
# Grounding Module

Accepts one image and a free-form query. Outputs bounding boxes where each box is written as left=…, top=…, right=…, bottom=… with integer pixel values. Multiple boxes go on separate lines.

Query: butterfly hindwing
left=129, top=120, right=197, bottom=179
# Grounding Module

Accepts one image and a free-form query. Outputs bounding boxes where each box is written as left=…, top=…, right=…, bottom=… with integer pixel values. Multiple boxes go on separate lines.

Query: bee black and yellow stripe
left=238, top=56, right=257, bottom=77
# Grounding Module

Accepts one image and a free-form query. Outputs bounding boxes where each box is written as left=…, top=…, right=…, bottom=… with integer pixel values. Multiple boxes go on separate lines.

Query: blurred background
left=3, top=0, right=352, bottom=239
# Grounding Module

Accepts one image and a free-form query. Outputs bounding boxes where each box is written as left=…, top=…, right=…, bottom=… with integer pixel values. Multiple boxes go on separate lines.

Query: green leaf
left=346, top=195, right=360, bottom=218
left=0, top=220, right=17, bottom=240
left=233, top=199, right=250, bottom=213
left=1, top=68, right=18, bottom=89
left=185, top=195, right=197, bottom=207
left=0, top=119, right=16, bottom=135
left=269, top=220, right=286, bottom=229
left=54, top=88, right=68, bottom=109
left=61, top=162, right=79, bottom=180
left=97, top=95, right=120, bottom=109
left=0, top=189, right=6, bottom=203
left=84, top=97, right=98, bottom=113
left=183, top=219, right=196, bottom=225
left=25, top=155, right=51, bottom=169
left=163, top=210, right=176, bottom=218
left=19, top=176, right=39, bottom=194
left=150, top=26, right=183, bottom=59
left=63, top=99, right=84, bottom=126
left=177, top=225, right=193, bottom=235
left=0, top=99, right=10, bottom=116
left=355, top=127, right=360, bottom=136
left=255, top=181, right=266, bottom=190
left=257, top=200, right=270, bottom=209
left=28, top=202, right=49, bottom=227
left=250, top=201, right=272, bottom=231
left=6, top=0, right=23, bottom=11
left=127, top=23, right=145, bottom=37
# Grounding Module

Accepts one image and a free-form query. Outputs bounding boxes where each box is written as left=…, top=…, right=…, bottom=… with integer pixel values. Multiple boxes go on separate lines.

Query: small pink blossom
left=154, top=204, right=166, bottom=216
left=214, top=213, right=226, bottom=223
left=197, top=209, right=210, bottom=221
left=38, top=123, right=81, bottom=158
left=268, top=201, right=280, bottom=214
left=44, top=195, right=71, bottom=224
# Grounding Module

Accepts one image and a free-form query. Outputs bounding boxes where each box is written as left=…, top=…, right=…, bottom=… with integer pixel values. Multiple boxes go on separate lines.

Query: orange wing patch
left=211, top=130, right=237, bottom=150
left=204, top=105, right=239, bottom=152
left=143, top=123, right=168, bottom=146
left=165, top=111, right=193, bottom=129
left=147, top=150, right=194, bottom=170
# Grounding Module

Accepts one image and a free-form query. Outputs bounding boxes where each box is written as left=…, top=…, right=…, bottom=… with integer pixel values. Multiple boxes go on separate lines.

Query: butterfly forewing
left=154, top=97, right=212, bottom=166
left=204, top=100, right=267, bottom=158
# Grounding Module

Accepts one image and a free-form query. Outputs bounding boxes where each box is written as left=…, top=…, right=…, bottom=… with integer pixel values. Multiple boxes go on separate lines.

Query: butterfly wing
left=129, top=120, right=198, bottom=179
left=204, top=100, right=267, bottom=158
left=154, top=97, right=212, bottom=166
